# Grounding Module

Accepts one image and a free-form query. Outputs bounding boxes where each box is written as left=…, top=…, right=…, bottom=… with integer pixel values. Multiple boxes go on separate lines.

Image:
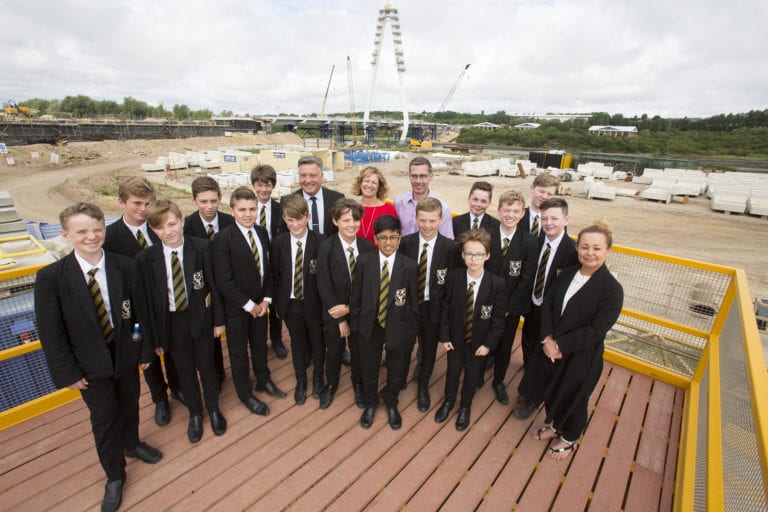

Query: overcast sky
left=2, top=0, right=766, bottom=118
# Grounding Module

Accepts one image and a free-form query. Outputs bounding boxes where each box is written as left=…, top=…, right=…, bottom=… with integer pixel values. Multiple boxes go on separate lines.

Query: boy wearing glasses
left=435, top=229, right=506, bottom=431
left=350, top=215, right=419, bottom=430
left=393, top=156, right=453, bottom=238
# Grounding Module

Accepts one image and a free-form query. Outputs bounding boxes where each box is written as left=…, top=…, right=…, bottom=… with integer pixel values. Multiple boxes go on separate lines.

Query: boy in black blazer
left=452, top=181, right=500, bottom=237
left=251, top=165, right=288, bottom=360
left=435, top=229, right=506, bottom=431
left=184, top=176, right=235, bottom=384
left=103, top=176, right=180, bottom=427
left=398, top=197, right=457, bottom=412
left=270, top=195, right=324, bottom=405
left=316, top=199, right=376, bottom=409
left=137, top=200, right=227, bottom=443
left=36, top=203, right=162, bottom=512
left=520, top=174, right=559, bottom=237
left=350, top=215, right=419, bottom=430
left=212, top=186, right=286, bottom=416
left=513, top=197, right=578, bottom=420
left=486, top=190, right=537, bottom=405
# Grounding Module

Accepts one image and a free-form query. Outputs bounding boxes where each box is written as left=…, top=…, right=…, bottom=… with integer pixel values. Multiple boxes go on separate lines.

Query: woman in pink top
left=352, top=166, right=398, bottom=244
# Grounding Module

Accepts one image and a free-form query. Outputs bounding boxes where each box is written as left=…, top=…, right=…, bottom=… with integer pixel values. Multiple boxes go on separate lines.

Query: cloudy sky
left=2, top=0, right=766, bottom=118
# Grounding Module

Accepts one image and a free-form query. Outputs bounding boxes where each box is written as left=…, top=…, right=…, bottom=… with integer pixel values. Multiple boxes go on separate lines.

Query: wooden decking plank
left=589, top=373, right=652, bottom=511
left=659, top=387, right=684, bottom=512
left=624, top=464, right=664, bottom=511
left=636, top=380, right=677, bottom=475
left=0, top=399, right=84, bottom=452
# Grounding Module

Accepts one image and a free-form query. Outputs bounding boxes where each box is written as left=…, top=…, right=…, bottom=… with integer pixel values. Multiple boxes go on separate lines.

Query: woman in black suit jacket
left=518, top=222, right=624, bottom=460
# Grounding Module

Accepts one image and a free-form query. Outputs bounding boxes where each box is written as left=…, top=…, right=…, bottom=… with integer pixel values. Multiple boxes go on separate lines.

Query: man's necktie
left=502, top=237, right=510, bottom=258
left=248, top=230, right=262, bottom=275
left=465, top=280, right=475, bottom=344
left=418, top=242, right=428, bottom=303
left=531, top=215, right=540, bottom=236
left=472, top=217, right=479, bottom=230
left=310, top=196, right=320, bottom=234
left=347, top=247, right=356, bottom=279
left=293, top=240, right=304, bottom=299
left=87, top=268, right=114, bottom=343
left=259, top=205, right=267, bottom=228
left=207, top=224, right=215, bottom=242
left=533, top=242, right=551, bottom=299
left=378, top=260, right=389, bottom=328
left=136, top=230, right=149, bottom=249
left=171, top=251, right=188, bottom=311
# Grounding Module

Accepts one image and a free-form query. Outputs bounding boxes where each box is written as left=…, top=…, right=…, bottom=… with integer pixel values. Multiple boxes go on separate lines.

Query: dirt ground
left=1, top=134, right=766, bottom=301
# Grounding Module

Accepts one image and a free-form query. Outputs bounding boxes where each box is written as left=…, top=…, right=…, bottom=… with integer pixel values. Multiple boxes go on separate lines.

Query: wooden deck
left=0, top=337, right=683, bottom=511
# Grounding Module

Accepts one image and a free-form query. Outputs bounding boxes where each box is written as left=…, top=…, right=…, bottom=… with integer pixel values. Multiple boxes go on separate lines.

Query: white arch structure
left=363, top=3, right=409, bottom=142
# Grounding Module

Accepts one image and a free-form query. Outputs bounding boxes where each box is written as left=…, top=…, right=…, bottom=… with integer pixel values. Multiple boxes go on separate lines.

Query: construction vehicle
left=4, top=100, right=39, bottom=118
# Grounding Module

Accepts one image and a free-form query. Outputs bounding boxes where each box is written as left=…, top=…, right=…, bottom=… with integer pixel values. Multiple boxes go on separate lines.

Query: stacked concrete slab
left=0, top=192, right=26, bottom=234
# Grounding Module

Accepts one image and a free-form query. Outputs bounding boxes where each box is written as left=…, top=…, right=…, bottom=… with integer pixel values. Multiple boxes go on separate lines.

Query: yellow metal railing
left=1, top=240, right=767, bottom=510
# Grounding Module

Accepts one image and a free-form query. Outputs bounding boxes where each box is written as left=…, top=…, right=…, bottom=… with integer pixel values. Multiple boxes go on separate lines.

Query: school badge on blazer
left=508, top=260, right=521, bottom=277
left=394, top=288, right=407, bottom=306
left=436, top=268, right=447, bottom=285
left=480, top=304, right=493, bottom=320
left=121, top=299, right=131, bottom=319
left=192, top=270, right=205, bottom=290
left=308, top=259, right=318, bottom=274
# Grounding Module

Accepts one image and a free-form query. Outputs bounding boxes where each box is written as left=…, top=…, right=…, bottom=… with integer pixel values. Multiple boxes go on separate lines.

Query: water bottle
left=131, top=323, right=142, bottom=343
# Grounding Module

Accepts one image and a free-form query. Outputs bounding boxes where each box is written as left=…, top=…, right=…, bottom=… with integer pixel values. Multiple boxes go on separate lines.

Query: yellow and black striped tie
left=259, top=205, right=267, bottom=228
left=531, top=215, right=539, bottom=236
left=87, top=268, right=114, bottom=344
left=378, top=260, right=389, bottom=328
left=136, top=230, right=149, bottom=249
left=418, top=242, right=428, bottom=303
left=248, top=230, right=262, bottom=275
left=472, top=217, right=479, bottom=230
left=533, top=242, right=551, bottom=299
left=347, top=247, right=356, bottom=279
left=171, top=251, right=188, bottom=311
left=207, top=224, right=215, bottom=242
left=501, top=237, right=510, bottom=258
left=293, top=240, right=304, bottom=299
left=465, top=280, right=475, bottom=344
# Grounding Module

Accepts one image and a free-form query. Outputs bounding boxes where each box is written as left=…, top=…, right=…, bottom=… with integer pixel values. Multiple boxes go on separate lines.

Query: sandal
left=547, top=438, right=576, bottom=460
left=533, top=425, right=558, bottom=441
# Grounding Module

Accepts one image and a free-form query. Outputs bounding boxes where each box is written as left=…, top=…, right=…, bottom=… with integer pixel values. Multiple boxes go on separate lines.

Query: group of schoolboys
left=37, top=153, right=575, bottom=512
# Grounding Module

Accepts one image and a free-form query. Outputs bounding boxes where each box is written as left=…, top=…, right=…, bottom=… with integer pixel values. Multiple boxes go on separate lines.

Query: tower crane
left=347, top=56, right=358, bottom=145
left=439, top=64, right=471, bottom=112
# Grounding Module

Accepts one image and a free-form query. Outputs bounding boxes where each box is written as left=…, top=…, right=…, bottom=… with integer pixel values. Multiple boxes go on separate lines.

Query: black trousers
left=224, top=311, right=269, bottom=402
left=284, top=300, right=324, bottom=384
left=213, top=336, right=225, bottom=380
left=443, top=342, right=485, bottom=409
left=324, top=320, right=359, bottom=388
left=169, top=311, right=220, bottom=416
left=521, top=305, right=542, bottom=368
left=416, top=301, right=440, bottom=389
left=493, top=314, right=520, bottom=386
left=269, top=306, right=283, bottom=344
left=143, top=349, right=180, bottom=404
left=80, top=360, right=140, bottom=481
left=358, top=324, right=411, bottom=408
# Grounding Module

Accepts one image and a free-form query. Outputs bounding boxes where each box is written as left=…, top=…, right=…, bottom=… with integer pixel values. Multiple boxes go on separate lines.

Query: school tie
left=293, top=240, right=304, bottom=299
left=259, top=205, right=267, bottom=229
left=171, top=251, right=188, bottom=311
left=248, top=230, right=262, bottom=275
left=472, top=217, right=479, bottom=230
left=207, top=223, right=215, bottom=242
left=136, top=229, right=149, bottom=249
left=533, top=242, right=551, bottom=299
left=378, top=260, right=389, bottom=328
left=465, top=280, right=475, bottom=344
left=531, top=215, right=540, bottom=236
left=87, top=268, right=114, bottom=344
left=501, top=237, right=510, bottom=258
left=347, top=247, right=356, bottom=279
left=310, top=196, right=320, bottom=234
left=418, top=242, right=428, bottom=303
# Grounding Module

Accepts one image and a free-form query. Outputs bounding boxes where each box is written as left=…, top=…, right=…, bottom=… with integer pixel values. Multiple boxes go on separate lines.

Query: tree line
left=12, top=96, right=216, bottom=120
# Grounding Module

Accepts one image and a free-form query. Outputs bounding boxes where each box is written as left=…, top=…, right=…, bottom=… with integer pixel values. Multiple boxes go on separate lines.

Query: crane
left=439, top=63, right=470, bottom=111
left=347, top=56, right=358, bottom=145
left=319, top=65, right=335, bottom=118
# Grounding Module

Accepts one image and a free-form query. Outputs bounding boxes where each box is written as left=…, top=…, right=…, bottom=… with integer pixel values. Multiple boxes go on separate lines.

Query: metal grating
left=608, top=251, right=732, bottom=334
